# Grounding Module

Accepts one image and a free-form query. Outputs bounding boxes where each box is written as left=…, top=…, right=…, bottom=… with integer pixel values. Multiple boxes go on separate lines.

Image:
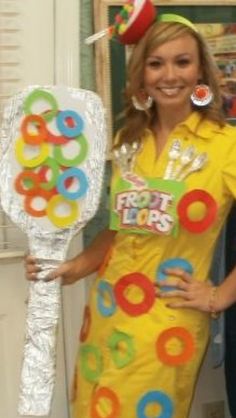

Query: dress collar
left=178, top=111, right=225, bottom=140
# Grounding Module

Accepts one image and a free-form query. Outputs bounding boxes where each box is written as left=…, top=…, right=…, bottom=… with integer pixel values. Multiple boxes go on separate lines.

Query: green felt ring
left=23, top=89, right=58, bottom=122
left=53, top=133, right=89, bottom=167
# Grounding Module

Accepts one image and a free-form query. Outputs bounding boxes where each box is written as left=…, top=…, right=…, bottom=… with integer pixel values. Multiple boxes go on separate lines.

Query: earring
left=132, top=95, right=153, bottom=111
left=191, top=84, right=213, bottom=107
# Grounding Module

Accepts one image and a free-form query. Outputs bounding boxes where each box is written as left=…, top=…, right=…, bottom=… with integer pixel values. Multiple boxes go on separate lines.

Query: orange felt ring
left=24, top=189, right=52, bottom=217
left=91, top=387, right=120, bottom=418
left=156, top=326, right=195, bottom=366
left=20, top=114, right=48, bottom=145
left=15, top=170, right=40, bottom=196
left=79, top=305, right=91, bottom=343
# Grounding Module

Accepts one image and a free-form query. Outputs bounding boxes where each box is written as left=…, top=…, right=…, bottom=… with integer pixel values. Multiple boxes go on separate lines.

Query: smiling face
left=143, top=34, right=202, bottom=115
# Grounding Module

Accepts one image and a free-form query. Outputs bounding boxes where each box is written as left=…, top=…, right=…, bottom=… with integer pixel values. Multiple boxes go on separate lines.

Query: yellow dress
left=71, top=112, right=236, bottom=418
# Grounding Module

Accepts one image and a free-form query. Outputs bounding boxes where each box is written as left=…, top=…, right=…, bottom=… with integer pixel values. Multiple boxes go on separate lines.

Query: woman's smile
left=144, top=34, right=202, bottom=113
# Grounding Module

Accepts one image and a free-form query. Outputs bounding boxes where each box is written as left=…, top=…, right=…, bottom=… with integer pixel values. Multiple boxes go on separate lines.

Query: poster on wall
left=197, top=23, right=236, bottom=122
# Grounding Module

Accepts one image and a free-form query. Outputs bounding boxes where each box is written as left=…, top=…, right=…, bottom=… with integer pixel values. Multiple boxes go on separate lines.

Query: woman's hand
left=156, top=267, right=215, bottom=313
left=24, top=254, right=84, bottom=285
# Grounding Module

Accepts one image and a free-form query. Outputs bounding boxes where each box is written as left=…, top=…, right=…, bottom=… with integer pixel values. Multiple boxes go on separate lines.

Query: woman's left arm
left=157, top=265, right=236, bottom=313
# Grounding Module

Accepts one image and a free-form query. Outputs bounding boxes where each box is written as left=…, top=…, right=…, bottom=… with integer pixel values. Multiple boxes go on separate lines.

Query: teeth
left=160, top=88, right=180, bottom=96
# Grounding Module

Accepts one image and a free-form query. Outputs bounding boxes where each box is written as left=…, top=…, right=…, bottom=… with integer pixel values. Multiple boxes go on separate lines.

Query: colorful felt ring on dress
left=156, top=326, right=195, bottom=366
left=80, top=344, right=103, bottom=383
left=91, top=386, right=120, bottom=418
left=114, top=272, right=155, bottom=316
left=57, top=167, right=88, bottom=200
left=156, top=258, right=193, bottom=292
left=20, top=114, right=48, bottom=145
left=53, top=133, right=89, bottom=167
left=79, top=305, right=91, bottom=342
left=23, top=89, right=58, bottom=122
left=107, top=330, right=135, bottom=368
left=56, top=109, right=84, bottom=138
left=97, top=280, right=116, bottom=317
left=15, top=170, right=40, bottom=196
left=15, top=137, right=49, bottom=168
left=177, top=189, right=217, bottom=233
left=46, top=194, right=78, bottom=228
left=137, top=390, right=173, bottom=418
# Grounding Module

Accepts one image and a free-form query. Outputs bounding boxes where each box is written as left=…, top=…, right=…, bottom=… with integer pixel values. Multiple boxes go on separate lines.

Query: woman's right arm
left=25, top=228, right=117, bottom=285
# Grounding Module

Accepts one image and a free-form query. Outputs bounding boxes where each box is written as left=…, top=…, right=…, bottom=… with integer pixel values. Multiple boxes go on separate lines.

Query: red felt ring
left=14, top=170, right=40, bottom=196
left=46, top=129, right=70, bottom=145
left=24, top=189, right=52, bottom=217
left=21, top=114, right=48, bottom=145
left=91, top=387, right=120, bottom=418
left=177, top=189, right=217, bottom=233
left=38, top=165, right=73, bottom=189
left=79, top=305, right=91, bottom=342
left=156, top=326, right=195, bottom=366
left=114, top=272, right=155, bottom=316
left=45, top=110, right=76, bottom=144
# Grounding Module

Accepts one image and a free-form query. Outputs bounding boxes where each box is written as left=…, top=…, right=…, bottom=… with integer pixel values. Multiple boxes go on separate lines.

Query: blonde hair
left=117, top=21, right=225, bottom=146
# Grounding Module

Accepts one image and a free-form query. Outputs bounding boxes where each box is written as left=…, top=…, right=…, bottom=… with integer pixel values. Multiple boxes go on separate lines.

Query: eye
left=176, top=58, right=191, bottom=67
left=146, top=59, right=162, bottom=68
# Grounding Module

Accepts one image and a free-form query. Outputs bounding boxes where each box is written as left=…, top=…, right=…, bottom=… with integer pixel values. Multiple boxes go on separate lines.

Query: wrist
left=208, top=286, right=221, bottom=319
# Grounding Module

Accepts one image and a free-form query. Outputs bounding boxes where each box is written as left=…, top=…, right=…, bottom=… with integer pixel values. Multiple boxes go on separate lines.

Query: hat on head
left=114, top=0, right=156, bottom=44
left=85, top=0, right=197, bottom=45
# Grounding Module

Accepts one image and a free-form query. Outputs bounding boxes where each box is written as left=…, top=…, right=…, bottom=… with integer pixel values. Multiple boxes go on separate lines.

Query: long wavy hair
left=117, top=21, right=225, bottom=147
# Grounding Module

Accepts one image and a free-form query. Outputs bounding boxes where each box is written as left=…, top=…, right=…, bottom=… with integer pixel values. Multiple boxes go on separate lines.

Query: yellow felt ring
left=15, top=137, right=50, bottom=167
left=46, top=194, right=78, bottom=228
left=158, top=14, right=198, bottom=32
left=23, top=89, right=58, bottom=122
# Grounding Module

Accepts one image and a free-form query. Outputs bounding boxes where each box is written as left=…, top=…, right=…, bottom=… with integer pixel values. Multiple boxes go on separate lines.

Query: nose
left=164, top=64, right=177, bottom=81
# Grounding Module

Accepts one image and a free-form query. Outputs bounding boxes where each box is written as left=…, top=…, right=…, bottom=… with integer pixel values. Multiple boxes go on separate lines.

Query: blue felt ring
left=137, top=390, right=174, bottom=418
left=156, top=258, right=193, bottom=292
left=56, top=110, right=84, bottom=138
left=97, top=280, right=116, bottom=317
left=57, top=167, right=88, bottom=200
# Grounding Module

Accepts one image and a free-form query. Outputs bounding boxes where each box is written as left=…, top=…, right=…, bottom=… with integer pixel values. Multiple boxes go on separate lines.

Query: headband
left=157, top=13, right=198, bottom=33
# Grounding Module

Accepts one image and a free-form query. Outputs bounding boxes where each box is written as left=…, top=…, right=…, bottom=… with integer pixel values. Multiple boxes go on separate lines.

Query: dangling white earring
left=132, top=95, right=153, bottom=111
left=191, top=84, right=213, bottom=107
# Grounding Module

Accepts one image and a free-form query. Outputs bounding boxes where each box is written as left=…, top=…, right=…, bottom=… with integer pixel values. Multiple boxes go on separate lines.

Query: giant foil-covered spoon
left=0, top=85, right=107, bottom=416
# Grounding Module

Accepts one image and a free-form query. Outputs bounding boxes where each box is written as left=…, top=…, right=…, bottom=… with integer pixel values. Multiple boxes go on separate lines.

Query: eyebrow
left=147, top=53, right=192, bottom=59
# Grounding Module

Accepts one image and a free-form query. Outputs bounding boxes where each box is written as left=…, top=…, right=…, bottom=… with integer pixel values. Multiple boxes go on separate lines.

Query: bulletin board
left=83, top=0, right=236, bottom=247
left=93, top=0, right=236, bottom=149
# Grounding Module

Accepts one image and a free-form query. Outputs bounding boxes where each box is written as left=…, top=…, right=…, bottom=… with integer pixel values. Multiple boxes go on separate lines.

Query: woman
left=26, top=15, right=236, bottom=418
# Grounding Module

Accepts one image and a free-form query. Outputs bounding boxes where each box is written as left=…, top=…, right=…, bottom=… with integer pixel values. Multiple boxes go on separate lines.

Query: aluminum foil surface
left=0, top=85, right=107, bottom=416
